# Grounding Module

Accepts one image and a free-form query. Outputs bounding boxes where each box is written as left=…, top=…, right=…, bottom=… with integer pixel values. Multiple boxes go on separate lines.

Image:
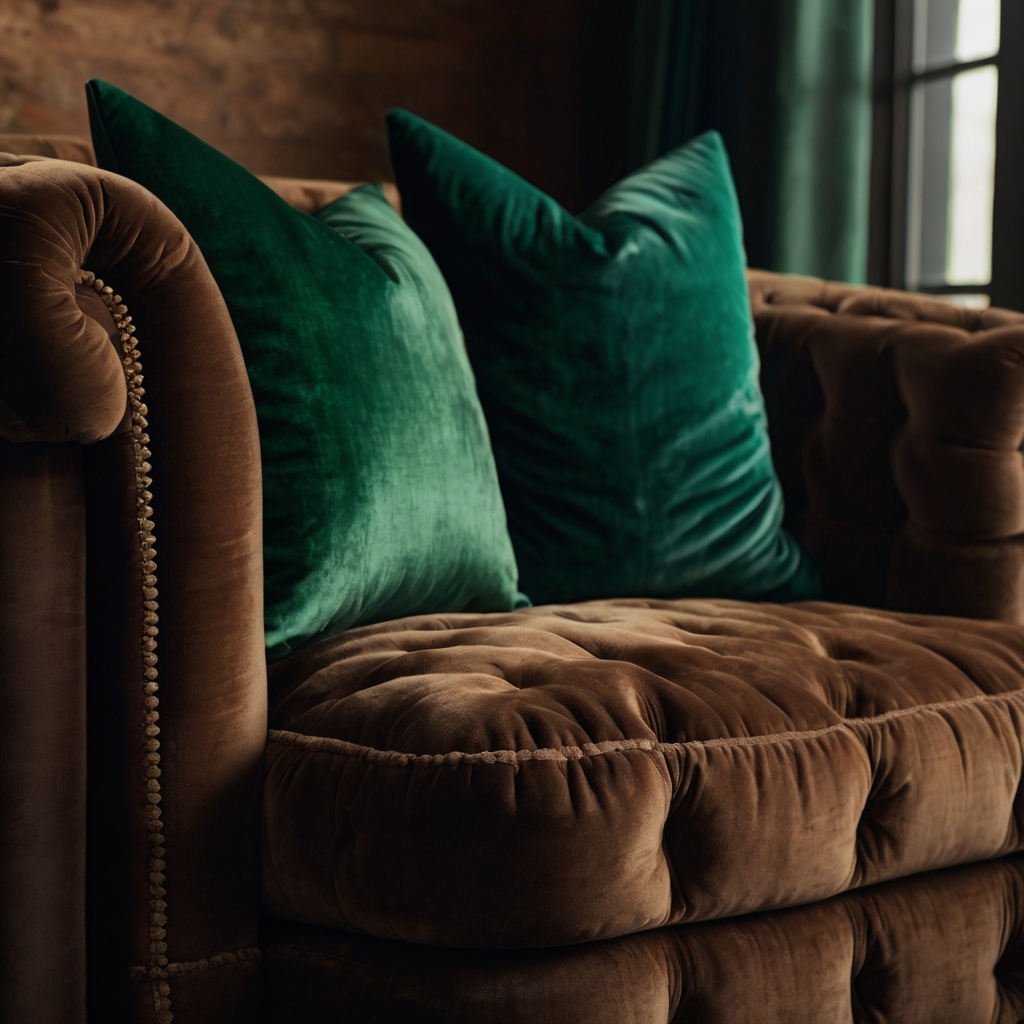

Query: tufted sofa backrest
left=751, top=269, right=1024, bottom=620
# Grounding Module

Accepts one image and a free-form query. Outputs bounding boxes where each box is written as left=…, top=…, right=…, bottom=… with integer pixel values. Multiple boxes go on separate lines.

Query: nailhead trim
left=128, top=946, right=263, bottom=981
left=80, top=271, right=171, bottom=1024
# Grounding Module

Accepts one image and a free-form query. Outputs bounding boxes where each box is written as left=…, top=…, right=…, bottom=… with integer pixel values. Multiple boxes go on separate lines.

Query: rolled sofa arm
left=0, top=159, right=266, bottom=1022
left=0, top=155, right=127, bottom=442
left=750, top=268, right=1024, bottom=621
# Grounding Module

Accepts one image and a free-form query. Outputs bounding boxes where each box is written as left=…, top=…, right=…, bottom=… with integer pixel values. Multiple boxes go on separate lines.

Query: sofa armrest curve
left=0, top=158, right=268, bottom=1019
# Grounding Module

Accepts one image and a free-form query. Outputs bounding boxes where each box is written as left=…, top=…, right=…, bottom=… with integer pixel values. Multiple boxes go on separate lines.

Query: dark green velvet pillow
left=387, top=111, right=819, bottom=605
left=87, top=81, right=523, bottom=659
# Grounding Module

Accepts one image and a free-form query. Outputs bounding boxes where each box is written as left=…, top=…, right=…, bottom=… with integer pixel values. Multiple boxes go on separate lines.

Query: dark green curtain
left=629, top=0, right=874, bottom=282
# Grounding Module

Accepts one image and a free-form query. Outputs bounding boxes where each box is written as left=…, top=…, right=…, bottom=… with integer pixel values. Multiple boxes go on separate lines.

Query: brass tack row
left=79, top=270, right=171, bottom=1024
left=128, top=946, right=263, bottom=981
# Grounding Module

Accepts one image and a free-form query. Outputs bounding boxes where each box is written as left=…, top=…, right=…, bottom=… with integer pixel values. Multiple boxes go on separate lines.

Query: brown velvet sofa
left=5, top=136, right=1024, bottom=1024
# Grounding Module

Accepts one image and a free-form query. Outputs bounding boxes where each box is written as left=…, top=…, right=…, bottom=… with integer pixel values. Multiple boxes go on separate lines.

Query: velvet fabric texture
left=87, top=81, right=522, bottom=658
left=0, top=441, right=87, bottom=1024
left=0, top=133, right=97, bottom=165
left=13, top=139, right=1024, bottom=1024
left=0, top=158, right=267, bottom=1022
left=265, top=597, right=1024, bottom=947
left=387, top=110, right=818, bottom=606
left=750, top=270, right=1024, bottom=619
left=263, top=855, right=1024, bottom=1023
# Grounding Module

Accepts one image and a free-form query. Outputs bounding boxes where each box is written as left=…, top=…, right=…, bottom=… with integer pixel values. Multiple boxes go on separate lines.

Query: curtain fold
left=629, top=0, right=874, bottom=283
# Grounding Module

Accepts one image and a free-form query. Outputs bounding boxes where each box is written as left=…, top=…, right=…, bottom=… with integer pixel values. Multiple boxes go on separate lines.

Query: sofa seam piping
left=267, top=686, right=1024, bottom=766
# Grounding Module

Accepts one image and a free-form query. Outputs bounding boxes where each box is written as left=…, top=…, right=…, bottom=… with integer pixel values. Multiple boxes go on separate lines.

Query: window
left=870, top=0, right=1024, bottom=309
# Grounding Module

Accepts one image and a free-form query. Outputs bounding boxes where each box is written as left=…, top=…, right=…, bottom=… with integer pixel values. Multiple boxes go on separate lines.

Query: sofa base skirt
left=263, top=855, right=1024, bottom=1023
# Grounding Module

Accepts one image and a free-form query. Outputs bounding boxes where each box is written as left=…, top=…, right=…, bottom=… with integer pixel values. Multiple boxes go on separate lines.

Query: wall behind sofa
left=0, top=0, right=633, bottom=210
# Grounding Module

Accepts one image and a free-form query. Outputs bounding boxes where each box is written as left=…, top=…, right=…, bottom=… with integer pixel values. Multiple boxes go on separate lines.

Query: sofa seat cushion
left=263, top=855, right=1024, bottom=1023
left=263, top=598, right=1024, bottom=947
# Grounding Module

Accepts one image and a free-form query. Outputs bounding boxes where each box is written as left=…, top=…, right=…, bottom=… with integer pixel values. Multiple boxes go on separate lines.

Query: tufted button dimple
left=262, top=598, right=1024, bottom=946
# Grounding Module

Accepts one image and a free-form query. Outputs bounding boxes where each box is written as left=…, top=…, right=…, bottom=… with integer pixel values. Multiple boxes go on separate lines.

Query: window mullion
left=990, top=0, right=1024, bottom=308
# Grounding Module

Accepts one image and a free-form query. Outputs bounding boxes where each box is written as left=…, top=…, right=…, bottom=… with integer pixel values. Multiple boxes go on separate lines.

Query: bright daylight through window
left=904, top=0, right=999, bottom=305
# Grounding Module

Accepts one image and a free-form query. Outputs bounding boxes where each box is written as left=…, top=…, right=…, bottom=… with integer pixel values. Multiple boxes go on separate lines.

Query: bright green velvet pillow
left=387, top=110, right=819, bottom=605
left=87, top=81, right=523, bottom=659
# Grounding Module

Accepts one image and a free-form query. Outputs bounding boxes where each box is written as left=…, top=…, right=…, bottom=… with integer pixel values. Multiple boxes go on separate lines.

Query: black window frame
left=869, top=0, right=1024, bottom=309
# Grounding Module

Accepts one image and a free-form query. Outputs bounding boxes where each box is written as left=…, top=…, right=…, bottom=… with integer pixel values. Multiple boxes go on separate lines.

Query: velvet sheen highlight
left=88, top=82, right=522, bottom=658
left=387, top=111, right=819, bottom=604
